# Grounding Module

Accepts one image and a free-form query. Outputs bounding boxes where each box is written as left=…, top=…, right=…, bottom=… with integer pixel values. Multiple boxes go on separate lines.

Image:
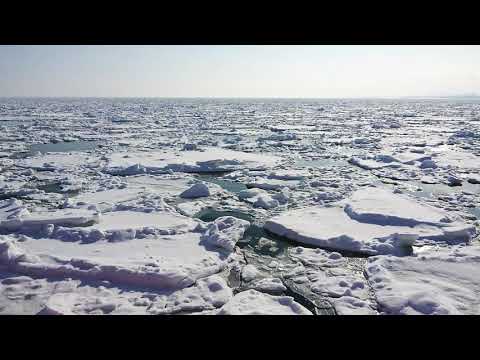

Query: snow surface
left=0, top=199, right=100, bottom=231
left=104, top=147, right=282, bottom=174
left=218, top=289, right=312, bottom=315
left=366, top=245, right=480, bottom=315
left=0, top=232, right=230, bottom=291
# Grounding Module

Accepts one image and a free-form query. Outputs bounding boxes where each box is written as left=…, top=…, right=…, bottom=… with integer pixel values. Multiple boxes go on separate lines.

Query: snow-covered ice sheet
left=0, top=199, right=100, bottom=231
left=265, top=187, right=476, bottom=255
left=71, top=188, right=149, bottom=211
left=366, top=245, right=480, bottom=315
left=103, top=147, right=282, bottom=174
left=17, top=153, right=99, bottom=171
left=0, top=232, right=231, bottom=291
left=344, top=187, right=456, bottom=226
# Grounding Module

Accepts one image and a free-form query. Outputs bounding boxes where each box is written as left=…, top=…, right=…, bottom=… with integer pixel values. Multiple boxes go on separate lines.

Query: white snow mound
left=218, top=289, right=312, bottom=315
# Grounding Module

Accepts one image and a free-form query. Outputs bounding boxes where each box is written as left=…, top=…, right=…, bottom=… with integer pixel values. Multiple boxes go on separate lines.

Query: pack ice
left=1, top=97, right=480, bottom=315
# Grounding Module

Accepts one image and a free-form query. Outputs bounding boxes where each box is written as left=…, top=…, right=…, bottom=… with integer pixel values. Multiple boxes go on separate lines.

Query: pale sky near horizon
left=0, top=45, right=479, bottom=98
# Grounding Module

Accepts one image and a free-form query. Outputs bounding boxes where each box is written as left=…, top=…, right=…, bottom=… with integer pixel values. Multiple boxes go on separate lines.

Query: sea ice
left=201, top=216, right=250, bottom=252
left=0, top=199, right=100, bottom=232
left=265, top=187, right=476, bottom=255
left=17, top=153, right=99, bottom=171
left=366, top=245, right=480, bottom=315
left=147, top=275, right=233, bottom=315
left=217, top=289, right=312, bottom=315
left=0, top=231, right=231, bottom=291
left=180, top=182, right=211, bottom=199
left=247, top=277, right=287, bottom=295
left=2, top=97, right=480, bottom=315
left=104, top=147, right=282, bottom=174
left=241, top=264, right=262, bottom=282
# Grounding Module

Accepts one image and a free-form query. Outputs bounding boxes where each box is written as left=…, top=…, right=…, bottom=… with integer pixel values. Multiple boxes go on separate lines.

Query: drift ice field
left=1, top=97, right=479, bottom=315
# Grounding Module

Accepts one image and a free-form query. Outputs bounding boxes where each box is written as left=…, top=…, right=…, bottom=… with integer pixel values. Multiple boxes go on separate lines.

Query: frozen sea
left=0, top=97, right=479, bottom=315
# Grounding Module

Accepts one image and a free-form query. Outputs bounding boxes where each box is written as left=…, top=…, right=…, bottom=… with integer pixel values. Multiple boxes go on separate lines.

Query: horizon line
left=1, top=95, right=478, bottom=100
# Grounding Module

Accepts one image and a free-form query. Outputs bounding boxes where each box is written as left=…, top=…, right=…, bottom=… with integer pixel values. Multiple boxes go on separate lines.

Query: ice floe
left=217, top=289, right=312, bottom=315
left=0, top=199, right=100, bottom=232
left=0, top=230, right=232, bottom=291
left=103, top=147, right=282, bottom=174
left=366, top=245, right=480, bottom=315
left=201, top=216, right=250, bottom=252
left=265, top=187, right=476, bottom=255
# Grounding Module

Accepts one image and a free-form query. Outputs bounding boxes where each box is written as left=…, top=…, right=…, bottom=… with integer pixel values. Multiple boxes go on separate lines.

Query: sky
left=0, top=45, right=479, bottom=98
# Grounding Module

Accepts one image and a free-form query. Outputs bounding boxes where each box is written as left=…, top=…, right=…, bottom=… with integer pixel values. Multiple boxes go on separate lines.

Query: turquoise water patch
left=194, top=208, right=253, bottom=223
left=192, top=207, right=292, bottom=257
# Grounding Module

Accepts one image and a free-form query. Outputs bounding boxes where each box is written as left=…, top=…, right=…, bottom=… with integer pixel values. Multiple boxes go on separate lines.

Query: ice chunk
left=265, top=188, right=476, bottom=255
left=248, top=277, right=287, bottom=295
left=84, top=210, right=198, bottom=240
left=217, top=289, right=312, bottom=315
left=333, top=297, right=377, bottom=315
left=0, top=232, right=230, bottom=291
left=419, top=159, right=437, bottom=169
left=17, top=153, right=98, bottom=171
left=238, top=188, right=266, bottom=201
left=0, top=200, right=100, bottom=232
left=266, top=206, right=418, bottom=255
left=238, top=188, right=279, bottom=209
left=268, top=169, right=310, bottom=180
left=253, top=195, right=279, bottom=209
left=308, top=271, right=369, bottom=300
left=344, top=187, right=454, bottom=227
left=180, top=182, right=210, bottom=199
left=201, top=216, right=250, bottom=252
left=241, top=264, right=262, bottom=282
left=246, top=178, right=300, bottom=190
left=421, top=176, right=439, bottom=184
left=434, top=149, right=480, bottom=170
left=446, top=175, right=462, bottom=187
left=349, top=157, right=399, bottom=170
left=104, top=147, right=281, bottom=174
left=288, top=247, right=347, bottom=268
left=71, top=188, right=148, bottom=212
left=350, top=152, right=431, bottom=170
left=148, top=275, right=233, bottom=314
left=366, top=246, right=480, bottom=315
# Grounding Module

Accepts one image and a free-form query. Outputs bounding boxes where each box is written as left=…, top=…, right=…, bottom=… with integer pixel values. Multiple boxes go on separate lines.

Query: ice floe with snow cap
left=217, top=289, right=312, bottom=315
left=366, top=245, right=480, bottom=315
left=103, top=147, right=282, bottom=175
left=265, top=187, right=476, bottom=255
left=0, top=229, right=233, bottom=291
